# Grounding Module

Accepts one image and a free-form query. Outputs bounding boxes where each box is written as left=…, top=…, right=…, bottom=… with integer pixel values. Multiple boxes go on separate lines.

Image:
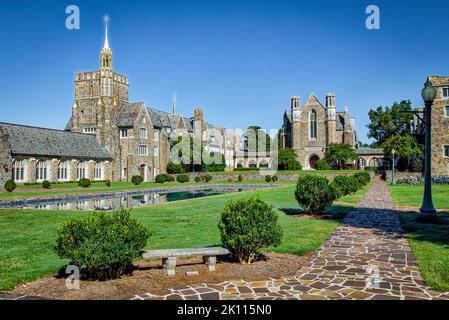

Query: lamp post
left=391, top=149, right=396, bottom=185
left=418, top=79, right=437, bottom=221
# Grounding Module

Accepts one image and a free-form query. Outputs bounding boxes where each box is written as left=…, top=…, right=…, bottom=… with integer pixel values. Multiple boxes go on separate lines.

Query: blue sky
left=0, top=0, right=448, bottom=143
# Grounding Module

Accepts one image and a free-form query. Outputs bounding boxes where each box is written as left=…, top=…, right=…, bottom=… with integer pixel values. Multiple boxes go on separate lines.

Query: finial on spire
left=172, top=95, right=177, bottom=115
left=103, top=15, right=110, bottom=49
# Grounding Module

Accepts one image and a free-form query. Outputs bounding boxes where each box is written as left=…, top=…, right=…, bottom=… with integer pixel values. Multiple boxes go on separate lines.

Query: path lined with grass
left=0, top=185, right=355, bottom=291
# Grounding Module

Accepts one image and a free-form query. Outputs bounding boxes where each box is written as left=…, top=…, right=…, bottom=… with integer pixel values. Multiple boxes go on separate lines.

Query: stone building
left=425, top=76, right=449, bottom=176
left=281, top=94, right=358, bottom=169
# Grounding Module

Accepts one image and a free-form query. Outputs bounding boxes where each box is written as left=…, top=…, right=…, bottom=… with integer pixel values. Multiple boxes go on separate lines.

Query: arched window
left=58, top=161, right=70, bottom=181
left=36, top=161, right=49, bottom=181
left=310, top=110, right=317, bottom=139
left=77, top=162, right=87, bottom=180
left=12, top=160, right=26, bottom=182
left=94, top=162, right=104, bottom=180
left=359, top=158, right=367, bottom=168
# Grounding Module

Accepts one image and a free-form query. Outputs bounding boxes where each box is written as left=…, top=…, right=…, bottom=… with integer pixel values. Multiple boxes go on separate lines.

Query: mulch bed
left=12, top=253, right=308, bottom=300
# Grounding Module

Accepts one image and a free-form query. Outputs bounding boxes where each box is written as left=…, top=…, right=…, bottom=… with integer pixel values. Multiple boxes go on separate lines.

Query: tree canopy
left=325, top=143, right=358, bottom=169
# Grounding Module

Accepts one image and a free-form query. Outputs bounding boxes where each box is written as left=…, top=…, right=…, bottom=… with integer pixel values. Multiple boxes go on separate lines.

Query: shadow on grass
left=400, top=211, right=449, bottom=248
left=279, top=204, right=353, bottom=222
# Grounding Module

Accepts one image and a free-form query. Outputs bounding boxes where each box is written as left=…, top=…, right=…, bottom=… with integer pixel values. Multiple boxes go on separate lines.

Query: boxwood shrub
left=331, top=176, right=360, bottom=196
left=78, top=178, right=91, bottom=188
left=55, top=208, right=151, bottom=280
left=218, top=197, right=283, bottom=264
left=176, top=174, right=189, bottom=183
left=131, top=175, right=144, bottom=186
left=265, top=175, right=272, bottom=183
left=238, top=175, right=244, bottom=182
left=42, top=180, right=51, bottom=189
left=4, top=180, right=16, bottom=192
left=155, top=174, right=174, bottom=184
left=295, top=175, right=334, bottom=215
left=194, top=176, right=202, bottom=183
left=272, top=175, right=279, bottom=182
left=354, top=171, right=371, bottom=186
left=203, top=175, right=213, bottom=183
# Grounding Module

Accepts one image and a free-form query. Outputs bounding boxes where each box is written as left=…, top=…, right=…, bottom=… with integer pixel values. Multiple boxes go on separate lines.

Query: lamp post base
left=417, top=212, right=437, bottom=223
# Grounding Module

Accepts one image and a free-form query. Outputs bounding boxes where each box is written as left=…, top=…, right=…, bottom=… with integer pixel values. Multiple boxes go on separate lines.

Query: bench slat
left=142, top=247, right=229, bottom=259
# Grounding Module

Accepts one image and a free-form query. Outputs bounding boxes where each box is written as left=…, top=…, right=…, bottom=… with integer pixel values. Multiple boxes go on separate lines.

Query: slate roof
left=0, top=122, right=113, bottom=160
left=118, top=102, right=144, bottom=127
left=356, top=148, right=384, bottom=156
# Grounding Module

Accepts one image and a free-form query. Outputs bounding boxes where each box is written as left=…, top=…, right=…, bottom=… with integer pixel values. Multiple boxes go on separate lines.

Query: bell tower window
left=310, top=110, right=317, bottom=140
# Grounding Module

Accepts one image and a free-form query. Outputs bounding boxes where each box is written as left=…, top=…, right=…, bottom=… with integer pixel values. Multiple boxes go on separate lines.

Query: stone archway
left=309, top=155, right=320, bottom=169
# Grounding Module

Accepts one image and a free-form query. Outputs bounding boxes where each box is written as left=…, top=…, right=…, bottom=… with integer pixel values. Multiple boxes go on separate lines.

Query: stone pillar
left=104, top=161, right=112, bottom=181
left=50, top=159, right=58, bottom=182
left=70, top=160, right=78, bottom=181
left=28, top=158, right=36, bottom=183
left=87, top=160, right=95, bottom=180
left=0, top=130, right=12, bottom=188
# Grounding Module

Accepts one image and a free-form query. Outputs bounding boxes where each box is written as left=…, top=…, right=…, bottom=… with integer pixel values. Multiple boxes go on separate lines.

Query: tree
left=367, top=100, right=415, bottom=147
left=278, top=148, right=302, bottom=170
left=244, top=126, right=271, bottom=153
left=325, top=143, right=358, bottom=169
left=382, top=134, right=424, bottom=171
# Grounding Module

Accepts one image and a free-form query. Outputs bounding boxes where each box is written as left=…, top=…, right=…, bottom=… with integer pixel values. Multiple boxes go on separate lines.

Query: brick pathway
left=133, top=181, right=449, bottom=300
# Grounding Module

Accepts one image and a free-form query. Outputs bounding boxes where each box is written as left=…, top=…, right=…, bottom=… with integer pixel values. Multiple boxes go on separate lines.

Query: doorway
left=309, top=155, right=319, bottom=169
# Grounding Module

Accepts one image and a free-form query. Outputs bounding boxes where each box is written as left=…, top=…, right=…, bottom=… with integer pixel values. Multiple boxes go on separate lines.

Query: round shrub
left=218, top=197, right=283, bottom=264
left=177, top=174, right=189, bottom=183
left=42, top=180, right=51, bottom=189
left=105, top=180, right=111, bottom=187
left=265, top=175, right=272, bottom=183
left=286, top=159, right=302, bottom=170
left=354, top=171, right=370, bottom=186
left=78, top=178, right=91, bottom=188
left=4, top=180, right=16, bottom=192
left=315, top=159, right=331, bottom=170
left=194, top=176, right=202, bottom=183
left=131, top=175, right=144, bottom=186
left=272, top=175, right=279, bottom=182
left=167, top=161, right=185, bottom=174
left=238, top=175, right=244, bottom=182
left=295, top=175, right=334, bottom=216
left=155, top=174, right=174, bottom=184
left=55, top=208, right=151, bottom=280
left=332, top=176, right=360, bottom=196
left=204, top=175, right=213, bottom=183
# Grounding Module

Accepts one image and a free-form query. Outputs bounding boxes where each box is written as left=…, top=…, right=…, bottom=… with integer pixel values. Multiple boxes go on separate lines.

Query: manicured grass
left=0, top=185, right=353, bottom=291
left=389, top=184, right=449, bottom=208
left=214, top=170, right=363, bottom=175
left=400, top=212, right=449, bottom=292
left=338, top=183, right=372, bottom=204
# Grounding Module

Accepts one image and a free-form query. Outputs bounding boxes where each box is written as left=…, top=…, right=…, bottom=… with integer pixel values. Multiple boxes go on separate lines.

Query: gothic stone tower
left=325, top=93, right=337, bottom=145
left=69, top=17, right=129, bottom=180
left=290, top=96, right=301, bottom=152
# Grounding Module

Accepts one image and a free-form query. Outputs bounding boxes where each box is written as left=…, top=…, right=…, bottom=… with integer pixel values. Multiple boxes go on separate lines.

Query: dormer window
left=443, top=88, right=449, bottom=98
left=120, top=129, right=128, bottom=138
left=83, top=128, right=96, bottom=135
left=140, top=128, right=147, bottom=139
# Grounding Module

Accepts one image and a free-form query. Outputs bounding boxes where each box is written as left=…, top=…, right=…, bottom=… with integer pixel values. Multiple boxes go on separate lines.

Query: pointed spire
left=103, top=15, right=110, bottom=49
left=172, top=95, right=177, bottom=115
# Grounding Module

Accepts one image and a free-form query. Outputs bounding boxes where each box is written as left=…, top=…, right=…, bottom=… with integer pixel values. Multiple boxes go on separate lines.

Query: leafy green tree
left=367, top=100, right=415, bottom=147
left=278, top=148, right=301, bottom=170
left=382, top=134, right=424, bottom=171
left=325, top=143, right=358, bottom=169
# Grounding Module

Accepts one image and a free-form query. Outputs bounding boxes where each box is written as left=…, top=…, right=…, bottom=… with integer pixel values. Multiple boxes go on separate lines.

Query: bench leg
left=203, top=256, right=217, bottom=272
left=162, top=257, right=176, bottom=276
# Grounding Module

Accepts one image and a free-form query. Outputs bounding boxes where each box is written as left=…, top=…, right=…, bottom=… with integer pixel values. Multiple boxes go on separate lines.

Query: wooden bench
left=142, top=247, right=230, bottom=276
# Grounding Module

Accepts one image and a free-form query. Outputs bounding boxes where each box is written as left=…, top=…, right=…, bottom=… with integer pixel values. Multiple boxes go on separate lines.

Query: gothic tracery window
left=310, top=110, right=317, bottom=139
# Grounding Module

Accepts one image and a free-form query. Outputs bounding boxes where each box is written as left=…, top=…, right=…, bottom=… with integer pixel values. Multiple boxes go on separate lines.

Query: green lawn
left=338, top=183, right=372, bottom=204
left=400, top=212, right=449, bottom=292
left=389, top=184, right=449, bottom=208
left=214, top=170, right=363, bottom=175
left=0, top=185, right=354, bottom=291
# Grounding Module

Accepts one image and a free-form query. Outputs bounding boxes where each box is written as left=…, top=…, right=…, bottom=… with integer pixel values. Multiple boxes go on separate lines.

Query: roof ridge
left=0, top=122, right=95, bottom=136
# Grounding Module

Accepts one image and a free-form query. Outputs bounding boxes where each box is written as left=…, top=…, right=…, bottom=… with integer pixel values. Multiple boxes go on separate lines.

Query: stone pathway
left=133, top=180, right=449, bottom=300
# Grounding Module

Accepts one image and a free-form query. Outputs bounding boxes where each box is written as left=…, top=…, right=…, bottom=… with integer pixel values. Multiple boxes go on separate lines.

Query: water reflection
left=18, top=188, right=245, bottom=211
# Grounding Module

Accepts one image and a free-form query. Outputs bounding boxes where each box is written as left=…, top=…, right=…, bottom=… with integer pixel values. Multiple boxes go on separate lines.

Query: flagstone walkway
left=133, top=180, right=449, bottom=300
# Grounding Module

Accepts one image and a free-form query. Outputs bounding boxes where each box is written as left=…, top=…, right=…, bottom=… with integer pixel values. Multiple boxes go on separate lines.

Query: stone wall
left=0, top=128, right=12, bottom=189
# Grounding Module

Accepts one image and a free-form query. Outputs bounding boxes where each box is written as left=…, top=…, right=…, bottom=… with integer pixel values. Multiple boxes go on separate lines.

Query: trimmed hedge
left=78, top=178, right=91, bottom=188
left=265, top=175, right=272, bottom=183
left=131, top=175, right=144, bottom=186
left=238, top=175, right=244, bottom=182
left=55, top=208, right=151, bottom=280
left=4, top=180, right=16, bottom=192
left=155, top=174, right=175, bottom=184
left=176, top=174, right=189, bottom=183
left=295, top=175, right=334, bottom=215
left=42, top=180, right=51, bottom=189
left=354, top=171, right=371, bottom=186
left=218, top=197, right=283, bottom=264
left=331, top=176, right=360, bottom=196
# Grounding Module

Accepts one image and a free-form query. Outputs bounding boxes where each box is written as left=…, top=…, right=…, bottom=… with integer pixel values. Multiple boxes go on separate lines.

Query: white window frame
left=139, top=145, right=148, bottom=156
left=77, top=162, right=87, bottom=180
left=444, top=145, right=449, bottom=158
left=36, top=160, right=49, bottom=181
left=445, top=106, right=449, bottom=118
left=154, top=130, right=159, bottom=142
left=122, top=167, right=128, bottom=179
left=94, top=162, right=104, bottom=180
left=83, top=128, right=96, bottom=135
left=120, top=129, right=129, bottom=139
left=12, top=159, right=27, bottom=182
left=442, top=88, right=449, bottom=99
left=57, top=161, right=70, bottom=181
left=140, top=128, right=148, bottom=139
